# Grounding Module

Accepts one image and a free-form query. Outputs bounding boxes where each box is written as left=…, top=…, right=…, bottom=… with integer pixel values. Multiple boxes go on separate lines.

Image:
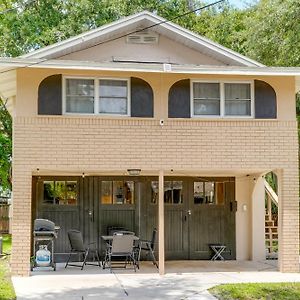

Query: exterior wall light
left=127, top=169, right=141, bottom=176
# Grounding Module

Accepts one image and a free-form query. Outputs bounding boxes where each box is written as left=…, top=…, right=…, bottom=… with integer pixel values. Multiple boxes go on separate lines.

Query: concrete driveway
left=12, top=260, right=300, bottom=300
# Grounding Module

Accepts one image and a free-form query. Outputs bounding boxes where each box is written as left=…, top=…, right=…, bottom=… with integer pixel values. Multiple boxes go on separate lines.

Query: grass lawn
left=0, top=234, right=16, bottom=300
left=210, top=282, right=300, bottom=300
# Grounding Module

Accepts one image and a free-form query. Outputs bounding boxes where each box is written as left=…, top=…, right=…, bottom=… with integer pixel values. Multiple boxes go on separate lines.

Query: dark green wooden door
left=188, top=178, right=236, bottom=260
left=163, top=177, right=236, bottom=260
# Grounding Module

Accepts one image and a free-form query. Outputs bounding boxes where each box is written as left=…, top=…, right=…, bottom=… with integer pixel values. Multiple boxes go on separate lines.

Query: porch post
left=158, top=170, right=165, bottom=275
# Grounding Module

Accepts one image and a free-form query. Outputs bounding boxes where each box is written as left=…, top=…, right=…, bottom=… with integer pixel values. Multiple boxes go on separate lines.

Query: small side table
left=210, top=244, right=226, bottom=260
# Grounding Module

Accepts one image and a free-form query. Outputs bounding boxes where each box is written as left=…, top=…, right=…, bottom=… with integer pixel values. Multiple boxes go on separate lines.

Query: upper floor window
left=64, top=77, right=129, bottom=116
left=191, top=81, right=253, bottom=118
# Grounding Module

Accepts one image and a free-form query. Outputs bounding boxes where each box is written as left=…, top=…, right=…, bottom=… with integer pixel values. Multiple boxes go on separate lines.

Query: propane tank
left=36, top=245, right=51, bottom=267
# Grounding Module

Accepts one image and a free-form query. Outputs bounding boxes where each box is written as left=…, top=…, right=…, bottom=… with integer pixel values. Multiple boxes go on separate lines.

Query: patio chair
left=103, top=233, right=136, bottom=272
left=137, top=228, right=158, bottom=268
left=65, top=230, right=101, bottom=270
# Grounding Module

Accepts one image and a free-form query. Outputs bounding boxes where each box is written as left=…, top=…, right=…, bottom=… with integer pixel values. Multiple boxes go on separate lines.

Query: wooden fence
left=0, top=204, right=9, bottom=233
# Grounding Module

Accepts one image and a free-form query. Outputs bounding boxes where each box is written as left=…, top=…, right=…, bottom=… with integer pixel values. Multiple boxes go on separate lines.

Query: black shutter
left=168, top=79, right=190, bottom=118
left=38, top=74, right=62, bottom=115
left=254, top=80, right=277, bottom=119
left=130, top=77, right=154, bottom=117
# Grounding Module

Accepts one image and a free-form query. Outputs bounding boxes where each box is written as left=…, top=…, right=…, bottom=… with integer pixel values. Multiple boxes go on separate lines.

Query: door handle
left=187, top=210, right=192, bottom=215
left=88, top=210, right=94, bottom=222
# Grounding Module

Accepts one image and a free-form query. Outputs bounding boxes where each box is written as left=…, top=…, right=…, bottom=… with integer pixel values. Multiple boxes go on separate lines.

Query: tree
left=244, top=0, right=300, bottom=67
left=0, top=98, right=12, bottom=193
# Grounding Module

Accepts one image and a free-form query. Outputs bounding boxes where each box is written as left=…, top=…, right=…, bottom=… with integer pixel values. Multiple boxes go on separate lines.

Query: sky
left=227, top=0, right=249, bottom=8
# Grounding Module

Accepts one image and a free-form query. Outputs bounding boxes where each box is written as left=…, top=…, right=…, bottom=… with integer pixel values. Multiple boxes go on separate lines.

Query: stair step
left=267, top=233, right=278, bottom=237
left=266, top=239, right=278, bottom=242
left=265, top=226, right=277, bottom=230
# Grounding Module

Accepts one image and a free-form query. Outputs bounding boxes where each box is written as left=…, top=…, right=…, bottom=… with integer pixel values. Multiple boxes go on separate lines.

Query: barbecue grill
left=32, top=219, right=60, bottom=271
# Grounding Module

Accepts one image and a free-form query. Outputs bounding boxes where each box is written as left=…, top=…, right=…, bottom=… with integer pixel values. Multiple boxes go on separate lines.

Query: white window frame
left=63, top=76, right=131, bottom=116
left=191, top=80, right=254, bottom=118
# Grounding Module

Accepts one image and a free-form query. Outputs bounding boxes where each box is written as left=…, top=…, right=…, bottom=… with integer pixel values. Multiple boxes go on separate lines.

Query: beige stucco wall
left=16, top=68, right=296, bottom=121
left=11, top=67, right=299, bottom=275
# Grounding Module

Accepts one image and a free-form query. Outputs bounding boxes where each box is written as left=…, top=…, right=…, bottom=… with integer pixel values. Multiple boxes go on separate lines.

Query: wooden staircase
left=265, top=216, right=278, bottom=258
left=264, top=179, right=278, bottom=259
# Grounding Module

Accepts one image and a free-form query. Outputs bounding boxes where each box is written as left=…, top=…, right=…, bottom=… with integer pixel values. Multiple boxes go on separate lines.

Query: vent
left=126, top=32, right=159, bottom=44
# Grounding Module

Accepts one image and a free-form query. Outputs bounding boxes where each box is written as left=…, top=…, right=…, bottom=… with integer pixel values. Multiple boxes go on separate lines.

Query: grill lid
left=34, top=219, right=55, bottom=232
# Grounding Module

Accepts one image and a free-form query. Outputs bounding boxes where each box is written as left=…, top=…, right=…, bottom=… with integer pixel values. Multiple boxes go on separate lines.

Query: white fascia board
left=1, top=58, right=300, bottom=75
left=156, top=21, right=264, bottom=67
left=21, top=11, right=159, bottom=59
left=23, top=60, right=300, bottom=76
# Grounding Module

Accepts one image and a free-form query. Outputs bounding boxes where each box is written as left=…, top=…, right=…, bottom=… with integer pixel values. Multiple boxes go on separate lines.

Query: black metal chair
left=103, top=233, right=137, bottom=272
left=137, top=228, right=158, bottom=268
left=65, top=230, right=101, bottom=270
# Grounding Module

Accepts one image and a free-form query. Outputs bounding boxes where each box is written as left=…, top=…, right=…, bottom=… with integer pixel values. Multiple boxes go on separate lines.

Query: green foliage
left=0, top=235, right=16, bottom=300
left=1, top=234, right=12, bottom=254
left=0, top=99, right=12, bottom=193
left=244, top=0, right=300, bottom=67
left=210, top=282, right=300, bottom=300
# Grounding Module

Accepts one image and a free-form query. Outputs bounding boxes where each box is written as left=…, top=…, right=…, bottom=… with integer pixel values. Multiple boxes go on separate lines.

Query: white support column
left=251, top=175, right=266, bottom=261
left=158, top=170, right=165, bottom=275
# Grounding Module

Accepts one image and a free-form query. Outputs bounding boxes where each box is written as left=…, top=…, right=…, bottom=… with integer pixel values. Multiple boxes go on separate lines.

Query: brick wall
left=11, top=116, right=299, bottom=275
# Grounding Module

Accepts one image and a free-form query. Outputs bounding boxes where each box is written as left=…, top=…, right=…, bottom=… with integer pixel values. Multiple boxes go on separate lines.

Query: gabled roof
left=22, top=10, right=264, bottom=67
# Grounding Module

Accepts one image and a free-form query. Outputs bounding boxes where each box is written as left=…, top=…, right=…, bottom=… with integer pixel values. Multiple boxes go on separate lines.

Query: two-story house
left=0, top=11, right=299, bottom=276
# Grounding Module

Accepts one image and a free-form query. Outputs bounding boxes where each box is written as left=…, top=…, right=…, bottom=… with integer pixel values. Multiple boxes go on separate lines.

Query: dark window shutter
left=38, top=74, right=62, bottom=115
left=130, top=77, right=153, bottom=117
left=254, top=80, right=277, bottom=119
left=168, top=79, right=190, bottom=118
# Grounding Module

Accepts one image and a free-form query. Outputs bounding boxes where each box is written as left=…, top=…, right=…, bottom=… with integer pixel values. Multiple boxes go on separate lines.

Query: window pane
left=100, top=80, right=127, bottom=97
left=43, top=181, right=55, bottom=204
left=151, top=181, right=158, bottom=204
left=66, top=96, right=94, bottom=113
left=66, top=181, right=77, bottom=205
left=194, top=182, right=204, bottom=204
left=66, top=79, right=94, bottom=114
left=43, top=180, right=77, bottom=205
left=67, top=79, right=94, bottom=96
left=225, top=83, right=251, bottom=100
left=124, top=181, right=134, bottom=204
left=99, top=80, right=128, bottom=115
left=193, top=81, right=220, bottom=116
left=225, top=100, right=251, bottom=116
left=193, top=83, right=220, bottom=99
left=164, top=181, right=172, bottom=204
left=99, top=97, right=127, bottom=114
left=101, top=181, right=112, bottom=204
left=113, top=181, right=124, bottom=204
left=205, top=182, right=215, bottom=204
left=194, top=99, right=220, bottom=115
left=164, top=181, right=183, bottom=204
left=215, top=183, right=225, bottom=205
left=173, top=181, right=183, bottom=204
left=55, top=181, right=66, bottom=205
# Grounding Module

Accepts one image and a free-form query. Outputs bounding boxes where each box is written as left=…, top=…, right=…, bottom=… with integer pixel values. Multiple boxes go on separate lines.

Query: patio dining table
left=101, top=235, right=140, bottom=242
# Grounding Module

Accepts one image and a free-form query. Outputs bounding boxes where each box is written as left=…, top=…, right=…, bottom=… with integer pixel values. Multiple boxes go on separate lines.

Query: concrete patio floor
left=12, top=260, right=300, bottom=300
